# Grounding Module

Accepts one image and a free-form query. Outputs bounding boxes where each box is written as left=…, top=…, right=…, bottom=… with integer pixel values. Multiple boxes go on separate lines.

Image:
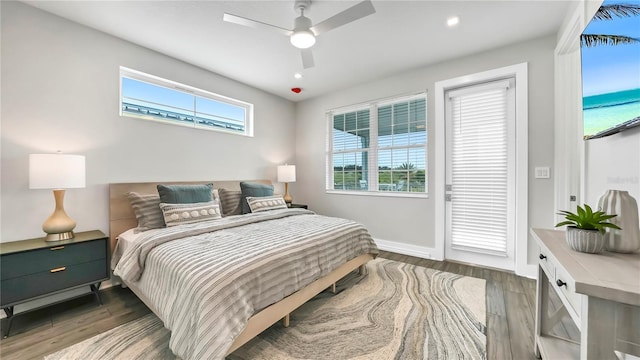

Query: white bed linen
left=112, top=209, right=379, bottom=359
left=111, top=228, right=144, bottom=270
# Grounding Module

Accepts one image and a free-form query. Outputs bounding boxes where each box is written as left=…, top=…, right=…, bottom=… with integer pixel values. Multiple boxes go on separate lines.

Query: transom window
left=120, top=67, right=253, bottom=136
left=327, top=93, right=427, bottom=195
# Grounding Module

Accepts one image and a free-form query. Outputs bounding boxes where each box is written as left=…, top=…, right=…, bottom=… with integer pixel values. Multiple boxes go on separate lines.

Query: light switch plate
left=535, top=167, right=550, bottom=179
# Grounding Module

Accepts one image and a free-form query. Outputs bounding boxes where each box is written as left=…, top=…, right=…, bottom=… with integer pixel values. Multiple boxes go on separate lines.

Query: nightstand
left=0, top=230, right=109, bottom=337
left=532, top=229, right=640, bottom=359
left=289, top=203, right=308, bottom=209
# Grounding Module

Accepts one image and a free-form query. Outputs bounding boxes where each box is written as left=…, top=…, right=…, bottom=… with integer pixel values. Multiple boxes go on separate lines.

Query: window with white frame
left=327, top=93, right=427, bottom=195
left=119, top=67, right=253, bottom=136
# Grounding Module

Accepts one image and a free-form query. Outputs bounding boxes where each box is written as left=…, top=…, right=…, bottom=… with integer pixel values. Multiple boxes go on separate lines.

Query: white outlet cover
left=535, top=167, right=550, bottom=179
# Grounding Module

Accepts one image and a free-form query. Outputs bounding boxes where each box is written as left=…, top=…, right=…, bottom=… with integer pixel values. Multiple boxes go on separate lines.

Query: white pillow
left=159, top=201, right=222, bottom=227
left=246, top=195, right=288, bottom=213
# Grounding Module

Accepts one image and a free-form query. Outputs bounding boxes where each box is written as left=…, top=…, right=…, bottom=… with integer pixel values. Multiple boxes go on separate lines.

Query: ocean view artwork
left=581, top=0, right=640, bottom=139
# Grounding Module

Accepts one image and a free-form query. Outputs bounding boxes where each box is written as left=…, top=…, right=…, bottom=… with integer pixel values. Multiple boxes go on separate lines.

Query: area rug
left=45, top=258, right=486, bottom=360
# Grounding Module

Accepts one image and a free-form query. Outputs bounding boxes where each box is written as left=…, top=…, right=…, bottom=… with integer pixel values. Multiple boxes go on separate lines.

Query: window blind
left=448, top=80, right=511, bottom=255
left=326, top=93, right=427, bottom=195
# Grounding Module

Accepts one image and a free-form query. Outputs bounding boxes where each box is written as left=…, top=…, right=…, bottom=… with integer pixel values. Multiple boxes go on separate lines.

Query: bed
left=109, top=180, right=378, bottom=360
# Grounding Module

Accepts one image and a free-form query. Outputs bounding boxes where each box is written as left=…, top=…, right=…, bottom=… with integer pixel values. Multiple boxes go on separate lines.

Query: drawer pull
left=556, top=279, right=566, bottom=287
left=50, top=246, right=65, bottom=251
left=50, top=267, right=66, bottom=273
left=539, top=254, right=547, bottom=260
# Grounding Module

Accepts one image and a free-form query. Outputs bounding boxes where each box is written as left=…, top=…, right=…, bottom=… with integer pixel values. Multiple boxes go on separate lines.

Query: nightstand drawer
left=554, top=264, right=582, bottom=321
left=1, top=239, right=106, bottom=280
left=537, top=245, right=555, bottom=279
left=0, top=258, right=108, bottom=306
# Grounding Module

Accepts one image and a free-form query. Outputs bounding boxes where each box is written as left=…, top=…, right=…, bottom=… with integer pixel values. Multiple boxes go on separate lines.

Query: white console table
left=532, top=228, right=640, bottom=359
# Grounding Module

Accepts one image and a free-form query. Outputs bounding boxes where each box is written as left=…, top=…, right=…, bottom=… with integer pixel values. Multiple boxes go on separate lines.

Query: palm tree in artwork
left=581, top=3, right=640, bottom=47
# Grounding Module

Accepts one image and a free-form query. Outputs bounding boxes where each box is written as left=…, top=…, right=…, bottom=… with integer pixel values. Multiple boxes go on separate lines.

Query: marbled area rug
left=45, top=258, right=486, bottom=360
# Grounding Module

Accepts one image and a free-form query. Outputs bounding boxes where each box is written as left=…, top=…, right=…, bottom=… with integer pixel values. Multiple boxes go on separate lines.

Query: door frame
left=434, top=63, right=533, bottom=278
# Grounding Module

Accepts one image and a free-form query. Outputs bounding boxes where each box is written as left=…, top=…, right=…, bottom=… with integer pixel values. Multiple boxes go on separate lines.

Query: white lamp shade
left=277, top=164, right=296, bottom=183
left=29, top=154, right=86, bottom=189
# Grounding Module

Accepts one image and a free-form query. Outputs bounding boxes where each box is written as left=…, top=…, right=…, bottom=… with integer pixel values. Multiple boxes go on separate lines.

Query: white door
left=444, top=78, right=516, bottom=271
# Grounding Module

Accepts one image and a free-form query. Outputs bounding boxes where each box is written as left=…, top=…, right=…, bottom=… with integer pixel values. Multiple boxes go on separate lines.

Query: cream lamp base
left=42, top=189, right=77, bottom=242
left=283, top=182, right=293, bottom=205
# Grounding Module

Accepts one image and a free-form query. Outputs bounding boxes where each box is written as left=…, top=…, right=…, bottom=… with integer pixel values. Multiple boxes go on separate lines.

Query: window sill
left=325, top=190, right=429, bottom=199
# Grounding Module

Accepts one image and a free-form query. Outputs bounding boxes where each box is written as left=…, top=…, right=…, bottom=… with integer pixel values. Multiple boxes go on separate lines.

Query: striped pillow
left=127, top=192, right=165, bottom=233
left=159, top=201, right=222, bottom=227
left=246, top=195, right=288, bottom=213
left=218, top=188, right=242, bottom=216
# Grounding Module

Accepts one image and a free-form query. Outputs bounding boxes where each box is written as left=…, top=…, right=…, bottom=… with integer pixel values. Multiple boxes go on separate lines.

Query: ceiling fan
left=223, top=0, right=376, bottom=69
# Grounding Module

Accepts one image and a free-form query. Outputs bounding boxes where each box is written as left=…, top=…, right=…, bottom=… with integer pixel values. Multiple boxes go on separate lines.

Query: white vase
left=597, top=190, right=640, bottom=253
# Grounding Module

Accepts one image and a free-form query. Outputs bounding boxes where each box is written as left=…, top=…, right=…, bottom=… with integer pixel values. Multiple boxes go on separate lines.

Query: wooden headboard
left=108, top=179, right=272, bottom=252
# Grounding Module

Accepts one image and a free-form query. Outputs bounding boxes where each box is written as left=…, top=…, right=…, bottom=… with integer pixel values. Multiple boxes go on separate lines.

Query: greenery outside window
left=327, top=93, right=427, bottom=195
left=120, top=67, right=253, bottom=136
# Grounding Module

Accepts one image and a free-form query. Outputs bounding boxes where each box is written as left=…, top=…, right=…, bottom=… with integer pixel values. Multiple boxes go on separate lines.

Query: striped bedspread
left=113, top=208, right=379, bottom=360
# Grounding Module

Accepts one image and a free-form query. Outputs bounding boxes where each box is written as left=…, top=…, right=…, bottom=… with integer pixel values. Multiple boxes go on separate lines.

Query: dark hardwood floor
left=1, top=251, right=542, bottom=360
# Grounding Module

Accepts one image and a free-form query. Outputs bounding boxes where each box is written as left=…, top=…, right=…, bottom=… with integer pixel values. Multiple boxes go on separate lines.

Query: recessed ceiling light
left=447, top=16, right=460, bottom=27
left=294, top=73, right=303, bottom=79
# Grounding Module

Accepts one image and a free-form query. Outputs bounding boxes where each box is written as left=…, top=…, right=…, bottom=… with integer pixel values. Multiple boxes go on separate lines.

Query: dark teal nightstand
left=0, top=230, right=109, bottom=337
left=289, top=203, right=308, bottom=209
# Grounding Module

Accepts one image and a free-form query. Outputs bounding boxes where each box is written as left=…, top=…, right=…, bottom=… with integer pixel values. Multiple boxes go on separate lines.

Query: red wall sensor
left=291, top=87, right=302, bottom=93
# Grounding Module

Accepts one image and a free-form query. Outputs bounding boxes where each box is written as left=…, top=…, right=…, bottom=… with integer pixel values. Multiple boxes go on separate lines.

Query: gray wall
left=295, top=35, right=557, bottom=265
left=1, top=1, right=559, bottom=269
left=1, top=2, right=296, bottom=242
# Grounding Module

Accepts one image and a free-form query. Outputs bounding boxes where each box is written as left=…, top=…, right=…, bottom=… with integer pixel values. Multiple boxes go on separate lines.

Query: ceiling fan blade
left=301, top=49, right=315, bottom=69
left=310, top=0, right=376, bottom=36
left=223, top=13, right=293, bottom=37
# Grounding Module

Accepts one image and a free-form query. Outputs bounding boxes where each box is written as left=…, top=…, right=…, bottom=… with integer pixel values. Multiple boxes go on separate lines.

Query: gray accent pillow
left=240, top=182, right=274, bottom=214
left=127, top=192, right=165, bottom=233
left=159, top=201, right=222, bottom=227
left=246, top=195, right=288, bottom=213
left=157, top=184, right=213, bottom=204
left=218, top=188, right=243, bottom=216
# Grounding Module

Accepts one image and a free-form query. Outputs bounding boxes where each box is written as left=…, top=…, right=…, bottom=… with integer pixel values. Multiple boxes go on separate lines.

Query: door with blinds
left=444, top=78, right=516, bottom=270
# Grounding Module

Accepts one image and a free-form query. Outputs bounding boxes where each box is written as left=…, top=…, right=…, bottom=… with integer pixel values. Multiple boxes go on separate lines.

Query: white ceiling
left=22, top=0, right=572, bottom=102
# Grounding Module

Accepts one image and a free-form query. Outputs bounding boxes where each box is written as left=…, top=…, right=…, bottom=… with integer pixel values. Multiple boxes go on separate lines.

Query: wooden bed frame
left=108, top=180, right=374, bottom=355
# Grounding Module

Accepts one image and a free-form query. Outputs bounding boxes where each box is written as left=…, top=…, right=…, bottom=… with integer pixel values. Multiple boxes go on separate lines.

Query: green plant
left=555, top=204, right=622, bottom=234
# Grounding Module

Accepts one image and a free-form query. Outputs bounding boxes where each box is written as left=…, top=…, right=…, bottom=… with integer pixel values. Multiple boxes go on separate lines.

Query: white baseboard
left=375, top=238, right=538, bottom=280
left=517, top=264, right=538, bottom=280
left=374, top=238, right=435, bottom=260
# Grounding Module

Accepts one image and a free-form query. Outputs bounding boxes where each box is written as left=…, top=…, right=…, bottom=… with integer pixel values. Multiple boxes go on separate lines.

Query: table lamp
left=277, top=164, right=296, bottom=205
left=29, top=153, right=86, bottom=241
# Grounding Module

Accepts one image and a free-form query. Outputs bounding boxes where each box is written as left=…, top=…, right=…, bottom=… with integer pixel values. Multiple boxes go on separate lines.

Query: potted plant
left=555, top=204, right=621, bottom=253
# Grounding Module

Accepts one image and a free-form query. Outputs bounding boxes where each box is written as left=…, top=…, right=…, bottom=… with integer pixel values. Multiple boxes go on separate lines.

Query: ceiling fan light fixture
left=224, top=0, right=376, bottom=68
left=290, top=30, right=316, bottom=49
